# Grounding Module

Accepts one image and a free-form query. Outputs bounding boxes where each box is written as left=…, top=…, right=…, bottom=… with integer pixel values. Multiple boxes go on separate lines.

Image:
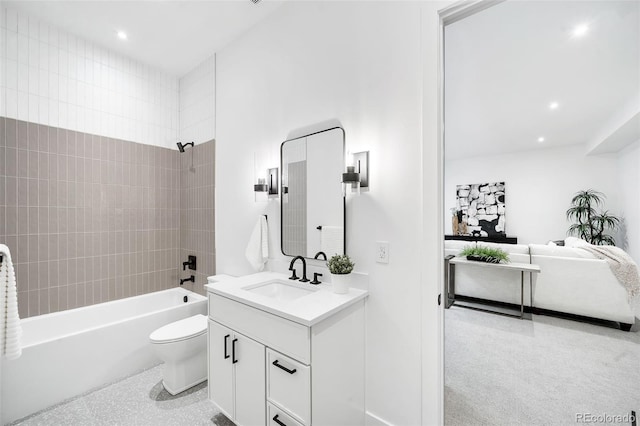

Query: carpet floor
left=445, top=307, right=640, bottom=425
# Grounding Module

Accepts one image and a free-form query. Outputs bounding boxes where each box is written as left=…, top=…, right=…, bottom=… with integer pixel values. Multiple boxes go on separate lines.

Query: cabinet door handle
left=232, top=338, right=238, bottom=364
left=272, top=414, right=287, bottom=426
left=223, top=334, right=230, bottom=359
left=272, top=360, right=297, bottom=374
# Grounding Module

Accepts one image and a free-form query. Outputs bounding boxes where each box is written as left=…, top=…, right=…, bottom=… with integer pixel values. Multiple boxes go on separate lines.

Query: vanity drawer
left=267, top=402, right=305, bottom=426
left=209, top=293, right=311, bottom=364
left=267, top=349, right=310, bottom=426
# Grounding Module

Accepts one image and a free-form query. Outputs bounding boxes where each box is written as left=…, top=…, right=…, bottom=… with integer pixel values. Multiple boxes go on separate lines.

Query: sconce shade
left=342, top=166, right=361, bottom=196
left=254, top=178, right=268, bottom=192
left=342, top=151, right=368, bottom=196
left=342, top=166, right=360, bottom=184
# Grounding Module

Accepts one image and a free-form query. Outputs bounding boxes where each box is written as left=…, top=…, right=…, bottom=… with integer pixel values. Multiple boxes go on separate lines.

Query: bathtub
left=1, top=287, right=207, bottom=424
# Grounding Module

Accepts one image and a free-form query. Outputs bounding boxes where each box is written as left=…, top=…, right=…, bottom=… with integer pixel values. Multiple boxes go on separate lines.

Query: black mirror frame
left=280, top=126, right=346, bottom=260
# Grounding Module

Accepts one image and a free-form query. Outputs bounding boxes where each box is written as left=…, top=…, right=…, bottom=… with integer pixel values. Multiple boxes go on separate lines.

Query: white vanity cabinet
left=266, top=349, right=311, bottom=424
left=206, top=279, right=367, bottom=426
left=208, top=320, right=265, bottom=426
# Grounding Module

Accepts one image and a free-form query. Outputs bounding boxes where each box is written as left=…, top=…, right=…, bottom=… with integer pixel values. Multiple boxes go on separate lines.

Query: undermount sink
left=243, top=280, right=317, bottom=302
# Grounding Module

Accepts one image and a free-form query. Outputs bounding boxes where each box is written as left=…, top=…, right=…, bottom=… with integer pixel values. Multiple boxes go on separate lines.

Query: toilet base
left=162, top=377, right=207, bottom=396
left=161, top=350, right=207, bottom=396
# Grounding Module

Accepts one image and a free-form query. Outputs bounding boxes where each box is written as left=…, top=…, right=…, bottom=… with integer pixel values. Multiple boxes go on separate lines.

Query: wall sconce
left=254, top=167, right=279, bottom=197
left=342, top=151, right=369, bottom=195
left=254, top=179, right=268, bottom=192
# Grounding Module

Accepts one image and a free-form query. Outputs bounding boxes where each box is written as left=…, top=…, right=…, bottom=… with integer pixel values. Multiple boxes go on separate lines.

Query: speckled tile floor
left=12, top=365, right=236, bottom=426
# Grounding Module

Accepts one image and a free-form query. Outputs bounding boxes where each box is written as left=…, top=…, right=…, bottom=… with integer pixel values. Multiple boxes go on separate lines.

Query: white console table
left=446, top=257, right=541, bottom=319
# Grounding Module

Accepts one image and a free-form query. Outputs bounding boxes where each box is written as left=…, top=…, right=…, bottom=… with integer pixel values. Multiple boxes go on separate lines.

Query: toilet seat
left=150, top=314, right=207, bottom=344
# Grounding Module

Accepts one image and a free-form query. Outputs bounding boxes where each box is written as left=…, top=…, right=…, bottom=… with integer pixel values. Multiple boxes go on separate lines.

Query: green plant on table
left=459, top=245, right=510, bottom=263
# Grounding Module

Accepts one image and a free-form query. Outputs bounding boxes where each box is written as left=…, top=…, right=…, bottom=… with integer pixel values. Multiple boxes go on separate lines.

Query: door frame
left=420, top=1, right=506, bottom=424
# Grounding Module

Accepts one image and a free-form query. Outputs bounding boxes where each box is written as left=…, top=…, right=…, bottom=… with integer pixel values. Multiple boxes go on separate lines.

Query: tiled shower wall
left=179, top=56, right=215, bottom=145
left=0, top=117, right=182, bottom=318
left=0, top=7, right=179, bottom=148
left=0, top=7, right=216, bottom=318
left=179, top=140, right=215, bottom=296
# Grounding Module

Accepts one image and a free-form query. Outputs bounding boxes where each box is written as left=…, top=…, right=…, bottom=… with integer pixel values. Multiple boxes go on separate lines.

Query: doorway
left=440, top=1, right=640, bottom=424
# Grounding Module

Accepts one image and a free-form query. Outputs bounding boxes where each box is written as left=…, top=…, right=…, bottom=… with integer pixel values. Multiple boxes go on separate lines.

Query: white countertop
left=205, top=272, right=369, bottom=326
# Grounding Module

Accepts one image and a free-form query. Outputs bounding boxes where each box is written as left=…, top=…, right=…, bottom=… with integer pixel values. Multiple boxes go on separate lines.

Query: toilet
left=149, top=314, right=208, bottom=395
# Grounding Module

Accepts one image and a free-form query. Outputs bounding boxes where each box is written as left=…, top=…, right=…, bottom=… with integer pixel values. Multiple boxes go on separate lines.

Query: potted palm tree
left=566, top=189, right=620, bottom=246
left=327, top=254, right=354, bottom=294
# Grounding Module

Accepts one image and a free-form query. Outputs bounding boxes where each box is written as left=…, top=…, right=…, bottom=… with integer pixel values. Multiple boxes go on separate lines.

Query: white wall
left=445, top=145, right=621, bottom=245
left=178, top=55, right=215, bottom=145
left=617, top=141, right=640, bottom=264
left=0, top=6, right=179, bottom=149
left=216, top=2, right=425, bottom=424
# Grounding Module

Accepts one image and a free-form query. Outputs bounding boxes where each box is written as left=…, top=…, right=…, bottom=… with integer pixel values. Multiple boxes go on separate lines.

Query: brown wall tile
left=28, top=123, right=39, bottom=151
left=0, top=117, right=6, bottom=148
left=179, top=139, right=216, bottom=296
left=17, top=121, right=28, bottom=150
left=5, top=119, right=17, bottom=149
left=2, top=120, right=184, bottom=318
left=17, top=149, right=28, bottom=178
left=6, top=148, right=17, bottom=176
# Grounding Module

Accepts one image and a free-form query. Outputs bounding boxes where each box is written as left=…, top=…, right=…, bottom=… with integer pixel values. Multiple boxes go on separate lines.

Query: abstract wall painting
left=455, top=182, right=505, bottom=236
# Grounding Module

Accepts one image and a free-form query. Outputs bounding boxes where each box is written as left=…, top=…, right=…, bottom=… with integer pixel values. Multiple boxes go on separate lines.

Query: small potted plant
left=327, top=254, right=355, bottom=294
left=459, top=245, right=509, bottom=264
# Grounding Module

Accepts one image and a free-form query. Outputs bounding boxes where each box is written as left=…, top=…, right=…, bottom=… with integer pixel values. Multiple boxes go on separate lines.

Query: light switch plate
left=376, top=241, right=389, bottom=264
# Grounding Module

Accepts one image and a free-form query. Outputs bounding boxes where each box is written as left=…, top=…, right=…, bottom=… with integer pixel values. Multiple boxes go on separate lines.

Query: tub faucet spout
left=180, top=275, right=195, bottom=286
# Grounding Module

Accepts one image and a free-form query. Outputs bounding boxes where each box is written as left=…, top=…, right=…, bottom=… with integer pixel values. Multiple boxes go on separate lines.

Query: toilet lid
left=150, top=314, right=207, bottom=344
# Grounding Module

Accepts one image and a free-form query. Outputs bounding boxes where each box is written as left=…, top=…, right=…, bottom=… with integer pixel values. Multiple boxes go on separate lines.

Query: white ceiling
left=444, top=0, right=640, bottom=160
left=5, top=0, right=285, bottom=77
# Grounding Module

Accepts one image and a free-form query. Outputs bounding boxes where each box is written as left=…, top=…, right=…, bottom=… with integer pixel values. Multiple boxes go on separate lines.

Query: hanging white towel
left=245, top=216, right=269, bottom=271
left=0, top=244, right=22, bottom=360
left=321, top=226, right=344, bottom=257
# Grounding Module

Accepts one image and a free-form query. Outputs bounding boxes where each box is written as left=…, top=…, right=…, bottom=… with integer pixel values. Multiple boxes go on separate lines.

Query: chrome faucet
left=288, top=256, right=309, bottom=282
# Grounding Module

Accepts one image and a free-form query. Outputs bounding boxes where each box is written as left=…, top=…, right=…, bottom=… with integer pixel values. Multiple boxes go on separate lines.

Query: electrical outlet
left=376, top=241, right=390, bottom=264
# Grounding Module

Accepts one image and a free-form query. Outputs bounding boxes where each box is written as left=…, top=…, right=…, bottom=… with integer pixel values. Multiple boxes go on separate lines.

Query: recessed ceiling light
left=549, top=102, right=559, bottom=110
left=538, top=137, right=545, bottom=143
left=117, top=31, right=127, bottom=40
left=572, top=24, right=589, bottom=38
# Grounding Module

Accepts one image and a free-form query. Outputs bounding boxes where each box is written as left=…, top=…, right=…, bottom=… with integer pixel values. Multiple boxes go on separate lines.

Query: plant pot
left=330, top=273, right=351, bottom=294
left=466, top=255, right=500, bottom=264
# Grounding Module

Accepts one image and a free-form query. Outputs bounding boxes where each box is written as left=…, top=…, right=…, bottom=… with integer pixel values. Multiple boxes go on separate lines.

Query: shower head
left=177, top=141, right=194, bottom=153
